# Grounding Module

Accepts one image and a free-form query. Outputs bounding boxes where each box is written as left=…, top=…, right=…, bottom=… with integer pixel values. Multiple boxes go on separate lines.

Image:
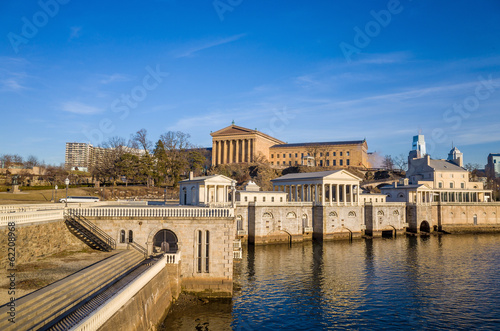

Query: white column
left=357, top=185, right=360, bottom=206
left=336, top=184, right=340, bottom=206
left=315, top=184, right=318, bottom=203
left=321, top=184, right=325, bottom=205
left=343, top=184, right=347, bottom=206
left=295, top=185, right=298, bottom=202
left=350, top=185, right=354, bottom=206
left=301, top=185, right=305, bottom=202
left=329, top=184, right=333, bottom=205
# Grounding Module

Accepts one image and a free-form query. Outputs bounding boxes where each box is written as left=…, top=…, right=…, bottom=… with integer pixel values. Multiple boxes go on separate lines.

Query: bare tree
left=25, top=155, right=40, bottom=168
left=383, top=155, right=394, bottom=170
left=393, top=154, right=408, bottom=171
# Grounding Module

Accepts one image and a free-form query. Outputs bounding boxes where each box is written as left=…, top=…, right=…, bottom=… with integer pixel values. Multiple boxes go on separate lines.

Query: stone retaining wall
left=0, top=220, right=87, bottom=269
left=99, top=263, right=181, bottom=331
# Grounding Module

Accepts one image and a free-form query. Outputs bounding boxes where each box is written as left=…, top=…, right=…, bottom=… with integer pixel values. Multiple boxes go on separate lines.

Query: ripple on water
left=163, top=235, right=500, bottom=330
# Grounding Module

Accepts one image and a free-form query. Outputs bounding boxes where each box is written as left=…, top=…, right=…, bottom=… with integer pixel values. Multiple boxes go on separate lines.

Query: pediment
left=211, top=125, right=255, bottom=137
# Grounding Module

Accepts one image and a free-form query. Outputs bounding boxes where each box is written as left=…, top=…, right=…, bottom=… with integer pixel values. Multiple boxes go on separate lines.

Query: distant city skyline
left=1, top=1, right=499, bottom=166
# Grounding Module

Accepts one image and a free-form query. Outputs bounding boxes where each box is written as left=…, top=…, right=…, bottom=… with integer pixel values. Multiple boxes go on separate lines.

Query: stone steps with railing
left=0, top=249, right=145, bottom=331
left=47, top=255, right=164, bottom=331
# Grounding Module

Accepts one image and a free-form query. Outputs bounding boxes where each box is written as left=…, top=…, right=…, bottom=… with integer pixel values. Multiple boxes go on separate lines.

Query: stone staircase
left=0, top=249, right=144, bottom=331
left=65, top=215, right=116, bottom=251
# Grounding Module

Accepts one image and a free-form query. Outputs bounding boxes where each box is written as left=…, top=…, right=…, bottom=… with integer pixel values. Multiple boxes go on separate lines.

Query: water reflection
left=164, top=234, right=500, bottom=330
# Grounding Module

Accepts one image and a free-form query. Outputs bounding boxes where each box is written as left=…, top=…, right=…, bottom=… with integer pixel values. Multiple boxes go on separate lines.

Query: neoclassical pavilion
left=179, top=174, right=236, bottom=207
left=271, top=170, right=362, bottom=206
left=210, top=124, right=284, bottom=166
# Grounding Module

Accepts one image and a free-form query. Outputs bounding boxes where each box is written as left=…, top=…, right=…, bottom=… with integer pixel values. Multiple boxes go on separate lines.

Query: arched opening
left=381, top=226, right=396, bottom=238
left=120, top=229, right=126, bottom=243
left=153, top=229, right=178, bottom=253
left=420, top=221, right=430, bottom=233
left=128, top=230, right=133, bottom=243
left=182, top=188, right=187, bottom=205
left=473, top=214, right=478, bottom=225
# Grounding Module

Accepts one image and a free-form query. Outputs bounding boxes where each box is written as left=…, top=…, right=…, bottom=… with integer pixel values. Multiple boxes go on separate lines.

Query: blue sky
left=1, top=0, right=500, bottom=166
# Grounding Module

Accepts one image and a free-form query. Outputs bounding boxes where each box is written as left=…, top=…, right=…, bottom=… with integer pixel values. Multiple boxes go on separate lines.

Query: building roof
left=271, top=170, right=362, bottom=182
left=271, top=140, right=365, bottom=148
left=409, top=156, right=466, bottom=173
left=179, top=174, right=235, bottom=183
left=210, top=124, right=284, bottom=144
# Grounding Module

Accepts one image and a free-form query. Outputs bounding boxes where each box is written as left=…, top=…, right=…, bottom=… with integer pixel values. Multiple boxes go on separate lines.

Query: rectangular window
left=326, top=160, right=330, bottom=166
left=271, top=154, right=274, bottom=158
left=346, top=151, right=350, bottom=156
left=326, top=152, right=329, bottom=156
left=244, top=196, right=248, bottom=202
left=333, top=152, right=336, bottom=156
left=320, top=152, right=323, bottom=157
left=295, top=153, right=298, bottom=157
left=340, top=160, right=343, bottom=166
left=254, top=196, right=257, bottom=202
left=197, top=230, right=202, bottom=273
left=280, top=197, right=283, bottom=202
left=301, top=153, right=304, bottom=157
left=271, top=197, right=275, bottom=202
left=263, top=197, right=266, bottom=202
left=461, top=183, right=465, bottom=188
left=289, top=153, right=292, bottom=158
left=295, top=161, right=298, bottom=165
left=319, top=160, right=323, bottom=166
left=289, top=161, right=291, bottom=165
left=277, top=154, right=280, bottom=158
left=283, top=154, right=286, bottom=158
left=340, top=152, right=343, bottom=156
left=333, top=160, right=336, bottom=166
left=347, top=159, right=350, bottom=166
left=283, top=161, right=286, bottom=165
left=205, top=231, right=210, bottom=273
left=271, top=162, right=274, bottom=165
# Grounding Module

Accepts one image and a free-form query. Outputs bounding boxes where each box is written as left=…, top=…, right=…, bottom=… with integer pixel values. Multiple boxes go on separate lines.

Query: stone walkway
left=0, top=249, right=117, bottom=306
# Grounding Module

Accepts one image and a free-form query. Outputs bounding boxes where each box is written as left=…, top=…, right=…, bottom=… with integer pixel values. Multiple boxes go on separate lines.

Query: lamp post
left=54, top=185, right=58, bottom=203
left=65, top=178, right=70, bottom=207
left=231, top=181, right=236, bottom=208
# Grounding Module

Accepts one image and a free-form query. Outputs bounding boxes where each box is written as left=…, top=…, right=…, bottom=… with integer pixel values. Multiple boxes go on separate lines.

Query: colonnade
left=273, top=183, right=360, bottom=206
left=411, top=190, right=484, bottom=204
left=203, top=184, right=231, bottom=205
left=212, top=139, right=255, bottom=165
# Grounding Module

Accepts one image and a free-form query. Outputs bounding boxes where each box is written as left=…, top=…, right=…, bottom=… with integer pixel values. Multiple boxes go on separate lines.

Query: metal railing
left=69, top=254, right=172, bottom=331
left=68, top=207, right=234, bottom=218
left=128, top=242, right=148, bottom=259
left=66, top=211, right=116, bottom=250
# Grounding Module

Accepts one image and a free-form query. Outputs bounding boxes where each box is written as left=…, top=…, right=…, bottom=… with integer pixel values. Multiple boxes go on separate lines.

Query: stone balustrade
left=68, top=207, right=234, bottom=218
left=0, top=209, right=64, bottom=227
left=165, top=252, right=181, bottom=264
left=70, top=254, right=172, bottom=331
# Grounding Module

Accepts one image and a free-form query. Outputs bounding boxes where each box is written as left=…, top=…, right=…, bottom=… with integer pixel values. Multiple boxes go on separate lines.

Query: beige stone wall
left=436, top=203, right=500, bottom=228
left=0, top=220, right=88, bottom=269
left=88, top=216, right=234, bottom=295
left=364, top=203, right=406, bottom=236
left=269, top=142, right=369, bottom=168
left=100, top=263, right=181, bottom=331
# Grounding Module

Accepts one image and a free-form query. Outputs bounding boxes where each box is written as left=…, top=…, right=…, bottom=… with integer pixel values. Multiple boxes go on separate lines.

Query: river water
left=163, top=234, right=500, bottom=330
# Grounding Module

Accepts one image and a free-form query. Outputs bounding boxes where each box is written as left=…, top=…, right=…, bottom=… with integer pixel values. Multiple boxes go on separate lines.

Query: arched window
left=286, top=212, right=296, bottom=218
left=398, top=193, right=405, bottom=198
left=377, top=210, right=384, bottom=216
left=329, top=211, right=338, bottom=217
left=393, top=210, right=399, bottom=215
left=120, top=230, right=125, bottom=243
left=348, top=211, right=356, bottom=217
left=128, top=230, right=133, bottom=243
left=263, top=212, right=273, bottom=218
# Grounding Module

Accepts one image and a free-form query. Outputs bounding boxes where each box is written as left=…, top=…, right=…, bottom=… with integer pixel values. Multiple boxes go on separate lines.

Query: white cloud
left=61, top=101, right=102, bottom=115
left=173, top=33, right=247, bottom=58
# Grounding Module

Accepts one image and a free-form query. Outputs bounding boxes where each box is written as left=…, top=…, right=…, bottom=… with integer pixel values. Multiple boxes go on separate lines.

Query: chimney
left=189, top=171, right=193, bottom=180
left=426, top=154, right=431, bottom=166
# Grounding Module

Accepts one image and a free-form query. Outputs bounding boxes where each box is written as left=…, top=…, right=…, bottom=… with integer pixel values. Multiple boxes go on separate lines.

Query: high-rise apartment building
left=486, top=153, right=500, bottom=178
